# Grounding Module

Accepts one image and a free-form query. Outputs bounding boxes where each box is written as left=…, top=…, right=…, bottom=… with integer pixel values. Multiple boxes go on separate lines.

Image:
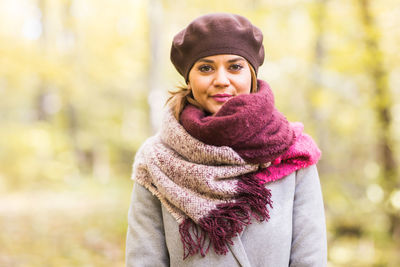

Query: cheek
left=191, top=88, right=203, bottom=102
left=237, top=73, right=252, bottom=94
left=189, top=78, right=208, bottom=97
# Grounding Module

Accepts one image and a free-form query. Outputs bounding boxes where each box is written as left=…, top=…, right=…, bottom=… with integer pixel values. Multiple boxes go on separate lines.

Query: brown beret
left=170, top=13, right=265, bottom=82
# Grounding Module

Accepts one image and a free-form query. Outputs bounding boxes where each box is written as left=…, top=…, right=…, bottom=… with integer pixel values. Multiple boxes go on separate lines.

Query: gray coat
left=126, top=165, right=327, bottom=267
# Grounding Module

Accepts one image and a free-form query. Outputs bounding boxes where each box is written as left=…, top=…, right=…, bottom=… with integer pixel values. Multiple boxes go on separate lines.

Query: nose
left=213, top=68, right=230, bottom=88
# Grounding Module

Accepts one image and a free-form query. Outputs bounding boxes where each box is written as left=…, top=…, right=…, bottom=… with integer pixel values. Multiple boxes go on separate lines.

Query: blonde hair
left=167, top=62, right=258, bottom=120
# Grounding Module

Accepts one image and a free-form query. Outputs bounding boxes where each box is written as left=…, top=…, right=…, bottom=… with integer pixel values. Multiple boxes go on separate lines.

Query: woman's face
left=187, top=54, right=252, bottom=114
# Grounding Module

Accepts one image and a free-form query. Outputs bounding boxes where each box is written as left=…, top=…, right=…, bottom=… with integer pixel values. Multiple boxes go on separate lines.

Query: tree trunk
left=147, top=0, right=165, bottom=133
left=306, top=0, right=328, bottom=170
left=36, top=0, right=49, bottom=121
left=358, top=0, right=398, bottom=240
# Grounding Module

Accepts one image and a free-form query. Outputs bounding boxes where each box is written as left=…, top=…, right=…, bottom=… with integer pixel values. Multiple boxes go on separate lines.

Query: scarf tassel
left=179, top=173, right=273, bottom=259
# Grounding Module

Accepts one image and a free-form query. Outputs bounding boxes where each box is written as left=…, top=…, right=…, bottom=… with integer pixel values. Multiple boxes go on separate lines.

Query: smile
left=211, top=94, right=233, bottom=103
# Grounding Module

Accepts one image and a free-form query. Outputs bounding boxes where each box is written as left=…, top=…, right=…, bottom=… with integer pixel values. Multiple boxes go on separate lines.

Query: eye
left=230, top=64, right=244, bottom=71
left=198, top=64, right=213, bottom=72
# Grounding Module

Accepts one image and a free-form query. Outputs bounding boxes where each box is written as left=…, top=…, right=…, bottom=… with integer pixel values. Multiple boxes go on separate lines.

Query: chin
left=208, top=107, right=220, bottom=114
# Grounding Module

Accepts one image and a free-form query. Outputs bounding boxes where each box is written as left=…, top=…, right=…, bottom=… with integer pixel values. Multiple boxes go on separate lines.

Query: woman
left=126, top=13, right=327, bottom=267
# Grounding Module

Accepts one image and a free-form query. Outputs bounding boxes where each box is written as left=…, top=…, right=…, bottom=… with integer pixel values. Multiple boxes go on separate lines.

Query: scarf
left=132, top=80, right=321, bottom=259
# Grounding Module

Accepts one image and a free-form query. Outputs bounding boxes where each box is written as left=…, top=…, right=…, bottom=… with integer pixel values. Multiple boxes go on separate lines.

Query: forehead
left=195, top=54, right=246, bottom=63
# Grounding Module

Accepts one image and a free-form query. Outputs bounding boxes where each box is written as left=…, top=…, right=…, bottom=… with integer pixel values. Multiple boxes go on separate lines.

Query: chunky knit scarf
left=132, top=80, right=321, bottom=259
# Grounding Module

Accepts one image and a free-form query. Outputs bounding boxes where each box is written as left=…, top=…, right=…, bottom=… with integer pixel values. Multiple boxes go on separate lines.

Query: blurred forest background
left=0, top=0, right=399, bottom=266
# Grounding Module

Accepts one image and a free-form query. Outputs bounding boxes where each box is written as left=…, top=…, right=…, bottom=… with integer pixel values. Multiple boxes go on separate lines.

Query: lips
left=212, top=94, right=233, bottom=103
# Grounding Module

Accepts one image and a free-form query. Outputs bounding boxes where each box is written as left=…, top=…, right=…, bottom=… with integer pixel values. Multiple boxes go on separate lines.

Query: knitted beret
left=170, top=13, right=265, bottom=81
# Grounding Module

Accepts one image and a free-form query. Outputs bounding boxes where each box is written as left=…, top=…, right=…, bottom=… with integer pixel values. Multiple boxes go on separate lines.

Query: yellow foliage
left=0, top=0, right=399, bottom=265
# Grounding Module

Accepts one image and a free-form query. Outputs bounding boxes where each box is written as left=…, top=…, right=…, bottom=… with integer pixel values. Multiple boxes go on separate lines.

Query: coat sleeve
left=126, top=182, right=169, bottom=267
left=289, top=164, right=327, bottom=267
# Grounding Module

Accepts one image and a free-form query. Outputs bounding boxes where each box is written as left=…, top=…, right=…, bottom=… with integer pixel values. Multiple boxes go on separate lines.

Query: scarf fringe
left=179, top=173, right=273, bottom=259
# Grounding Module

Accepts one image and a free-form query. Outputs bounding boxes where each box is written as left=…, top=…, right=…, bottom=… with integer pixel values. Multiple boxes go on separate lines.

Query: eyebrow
left=196, top=57, right=245, bottom=64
